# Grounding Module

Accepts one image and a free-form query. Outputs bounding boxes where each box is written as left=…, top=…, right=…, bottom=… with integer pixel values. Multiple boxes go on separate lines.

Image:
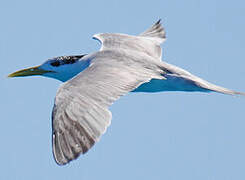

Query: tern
left=8, top=20, right=244, bottom=165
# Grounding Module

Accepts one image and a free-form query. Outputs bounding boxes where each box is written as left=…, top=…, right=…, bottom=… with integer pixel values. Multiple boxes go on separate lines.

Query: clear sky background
left=1, top=0, right=245, bottom=179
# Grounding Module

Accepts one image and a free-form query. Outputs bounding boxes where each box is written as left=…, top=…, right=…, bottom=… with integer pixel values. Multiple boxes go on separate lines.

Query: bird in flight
left=8, top=20, right=244, bottom=165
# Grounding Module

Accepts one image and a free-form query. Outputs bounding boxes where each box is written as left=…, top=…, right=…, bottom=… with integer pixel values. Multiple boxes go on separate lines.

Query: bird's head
left=8, top=54, right=88, bottom=82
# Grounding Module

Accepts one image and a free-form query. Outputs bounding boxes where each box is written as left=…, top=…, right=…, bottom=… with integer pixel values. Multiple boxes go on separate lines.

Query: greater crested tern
left=8, top=20, right=244, bottom=165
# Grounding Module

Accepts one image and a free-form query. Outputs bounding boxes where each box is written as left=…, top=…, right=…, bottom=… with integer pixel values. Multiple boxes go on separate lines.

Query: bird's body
left=8, top=20, right=244, bottom=165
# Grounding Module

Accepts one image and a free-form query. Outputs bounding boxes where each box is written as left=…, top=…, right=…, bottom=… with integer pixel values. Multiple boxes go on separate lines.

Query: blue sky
left=1, top=0, right=245, bottom=179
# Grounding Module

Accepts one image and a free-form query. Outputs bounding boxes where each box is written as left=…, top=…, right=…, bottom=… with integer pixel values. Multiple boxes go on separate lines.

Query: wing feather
left=93, top=20, right=166, bottom=60
left=139, top=19, right=166, bottom=43
left=52, top=50, right=166, bottom=165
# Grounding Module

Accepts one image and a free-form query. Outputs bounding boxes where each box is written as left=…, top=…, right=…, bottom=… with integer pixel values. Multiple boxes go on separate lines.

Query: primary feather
left=52, top=50, right=166, bottom=164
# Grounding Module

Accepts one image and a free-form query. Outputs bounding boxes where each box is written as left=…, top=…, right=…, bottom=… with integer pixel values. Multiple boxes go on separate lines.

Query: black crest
left=50, top=54, right=87, bottom=67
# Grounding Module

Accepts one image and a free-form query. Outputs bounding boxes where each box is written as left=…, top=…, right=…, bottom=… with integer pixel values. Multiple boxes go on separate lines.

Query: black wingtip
left=156, top=19, right=162, bottom=25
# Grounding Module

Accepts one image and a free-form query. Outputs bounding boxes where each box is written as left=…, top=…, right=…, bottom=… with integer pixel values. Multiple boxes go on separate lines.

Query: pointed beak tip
left=7, top=72, right=20, bottom=78
left=7, top=66, right=53, bottom=78
left=7, top=74, right=14, bottom=78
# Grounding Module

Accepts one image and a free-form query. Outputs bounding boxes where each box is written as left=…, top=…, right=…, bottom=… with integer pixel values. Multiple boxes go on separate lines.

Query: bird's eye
left=64, top=60, right=70, bottom=64
left=51, top=61, right=60, bottom=67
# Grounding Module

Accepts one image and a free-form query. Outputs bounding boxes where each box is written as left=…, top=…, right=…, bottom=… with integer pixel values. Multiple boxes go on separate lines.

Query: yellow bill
left=8, top=66, right=54, bottom=77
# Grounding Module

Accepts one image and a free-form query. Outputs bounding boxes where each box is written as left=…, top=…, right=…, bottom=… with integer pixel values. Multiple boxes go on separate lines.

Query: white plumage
left=8, top=20, right=244, bottom=165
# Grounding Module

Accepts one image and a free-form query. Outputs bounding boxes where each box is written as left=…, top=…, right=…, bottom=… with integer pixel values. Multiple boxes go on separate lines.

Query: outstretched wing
left=52, top=51, right=166, bottom=165
left=93, top=20, right=166, bottom=60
